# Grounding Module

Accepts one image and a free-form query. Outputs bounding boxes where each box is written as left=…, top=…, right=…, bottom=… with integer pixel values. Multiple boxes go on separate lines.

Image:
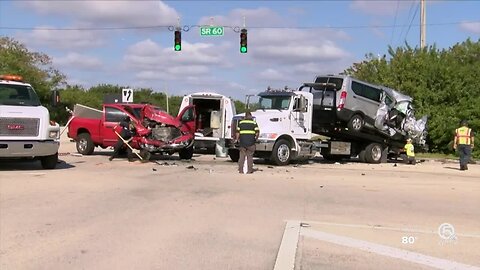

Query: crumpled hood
left=142, top=105, right=181, bottom=128
left=375, top=91, right=427, bottom=145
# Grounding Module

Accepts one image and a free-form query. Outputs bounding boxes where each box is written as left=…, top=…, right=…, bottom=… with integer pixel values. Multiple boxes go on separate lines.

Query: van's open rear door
left=300, top=82, right=338, bottom=131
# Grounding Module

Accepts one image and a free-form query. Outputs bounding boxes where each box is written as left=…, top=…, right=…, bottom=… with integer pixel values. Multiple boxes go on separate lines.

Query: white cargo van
left=179, top=92, right=236, bottom=152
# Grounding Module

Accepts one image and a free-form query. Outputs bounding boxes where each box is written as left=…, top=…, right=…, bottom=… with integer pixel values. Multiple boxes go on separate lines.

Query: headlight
left=49, top=131, right=59, bottom=138
left=259, top=133, right=277, bottom=139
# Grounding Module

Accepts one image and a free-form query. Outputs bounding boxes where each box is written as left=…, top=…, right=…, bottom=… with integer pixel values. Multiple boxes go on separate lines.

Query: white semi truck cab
left=0, top=75, right=60, bottom=169
left=229, top=88, right=322, bottom=165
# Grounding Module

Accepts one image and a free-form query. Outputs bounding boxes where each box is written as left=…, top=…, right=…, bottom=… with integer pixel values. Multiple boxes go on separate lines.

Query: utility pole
left=420, top=0, right=426, bottom=49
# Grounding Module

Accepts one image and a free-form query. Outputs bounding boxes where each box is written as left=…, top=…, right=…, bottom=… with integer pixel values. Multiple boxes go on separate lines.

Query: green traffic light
left=240, top=46, right=247, bottom=53
left=175, top=44, right=181, bottom=51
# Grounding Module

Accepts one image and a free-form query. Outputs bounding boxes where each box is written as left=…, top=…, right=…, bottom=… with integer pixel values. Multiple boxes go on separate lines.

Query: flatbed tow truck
left=228, top=84, right=421, bottom=165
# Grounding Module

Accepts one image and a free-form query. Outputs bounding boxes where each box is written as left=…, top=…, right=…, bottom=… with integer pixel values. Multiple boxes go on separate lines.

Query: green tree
left=346, top=39, right=480, bottom=158
left=0, top=36, right=65, bottom=104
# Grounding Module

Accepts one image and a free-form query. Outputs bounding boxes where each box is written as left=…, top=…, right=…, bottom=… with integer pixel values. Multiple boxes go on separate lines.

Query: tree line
left=1, top=36, right=479, bottom=157
left=346, top=39, right=479, bottom=158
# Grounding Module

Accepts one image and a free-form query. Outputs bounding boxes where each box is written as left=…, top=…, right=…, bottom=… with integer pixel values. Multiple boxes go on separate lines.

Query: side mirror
left=294, top=96, right=307, bottom=112
left=299, top=96, right=307, bottom=112
left=51, top=90, right=60, bottom=107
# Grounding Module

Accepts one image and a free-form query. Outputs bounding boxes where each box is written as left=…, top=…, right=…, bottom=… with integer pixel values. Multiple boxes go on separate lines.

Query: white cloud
left=16, top=26, right=104, bottom=50
left=350, top=0, right=413, bottom=16
left=123, top=39, right=229, bottom=81
left=460, top=21, right=480, bottom=34
left=20, top=1, right=179, bottom=27
left=250, top=28, right=350, bottom=64
left=198, top=7, right=288, bottom=28
left=195, top=7, right=353, bottom=96
left=54, top=53, right=103, bottom=70
left=257, top=68, right=285, bottom=81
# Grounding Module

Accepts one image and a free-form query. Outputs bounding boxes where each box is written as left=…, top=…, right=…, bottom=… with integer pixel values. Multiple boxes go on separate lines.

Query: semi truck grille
left=0, top=117, right=40, bottom=137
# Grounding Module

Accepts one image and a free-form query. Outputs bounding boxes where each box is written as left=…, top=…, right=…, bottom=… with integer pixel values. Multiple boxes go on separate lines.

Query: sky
left=0, top=0, right=479, bottom=100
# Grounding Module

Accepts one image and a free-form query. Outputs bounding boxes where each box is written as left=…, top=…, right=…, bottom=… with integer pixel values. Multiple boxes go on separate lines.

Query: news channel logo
left=438, top=223, right=457, bottom=244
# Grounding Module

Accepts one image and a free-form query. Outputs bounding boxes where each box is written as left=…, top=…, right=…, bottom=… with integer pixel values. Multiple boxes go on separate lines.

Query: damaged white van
left=178, top=92, right=236, bottom=153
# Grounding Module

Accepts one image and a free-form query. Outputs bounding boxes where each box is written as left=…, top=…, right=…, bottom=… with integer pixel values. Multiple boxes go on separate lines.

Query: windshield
left=0, top=83, right=41, bottom=106
left=258, top=96, right=291, bottom=110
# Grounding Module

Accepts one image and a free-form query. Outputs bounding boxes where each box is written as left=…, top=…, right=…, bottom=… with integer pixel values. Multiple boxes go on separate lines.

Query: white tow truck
left=228, top=87, right=408, bottom=165
left=0, top=75, right=60, bottom=169
left=228, top=87, right=319, bottom=165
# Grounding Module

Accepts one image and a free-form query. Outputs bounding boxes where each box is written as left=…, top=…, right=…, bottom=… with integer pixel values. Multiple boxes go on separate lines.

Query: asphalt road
left=0, top=141, right=479, bottom=270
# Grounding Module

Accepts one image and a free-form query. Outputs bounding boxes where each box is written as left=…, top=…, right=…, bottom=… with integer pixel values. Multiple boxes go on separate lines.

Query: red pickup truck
left=67, top=103, right=196, bottom=160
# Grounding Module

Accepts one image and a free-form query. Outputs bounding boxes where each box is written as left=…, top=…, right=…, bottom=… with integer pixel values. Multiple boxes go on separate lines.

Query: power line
left=0, top=20, right=477, bottom=31
left=390, top=0, right=401, bottom=46
left=404, top=1, right=421, bottom=43
left=398, top=0, right=417, bottom=46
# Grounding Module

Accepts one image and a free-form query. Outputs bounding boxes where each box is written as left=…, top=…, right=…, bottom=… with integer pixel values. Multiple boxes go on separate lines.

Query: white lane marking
left=273, top=221, right=301, bottom=270
left=292, top=220, right=480, bottom=238
left=301, top=228, right=480, bottom=270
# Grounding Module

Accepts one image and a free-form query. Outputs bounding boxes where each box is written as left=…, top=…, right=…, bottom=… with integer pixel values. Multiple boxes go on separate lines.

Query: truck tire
left=271, top=139, right=291, bottom=166
left=179, top=146, right=194, bottom=160
left=364, top=143, right=383, bottom=164
left=358, top=150, right=366, bottom=163
left=228, top=149, right=240, bottom=162
left=76, top=133, right=95, bottom=155
left=348, top=114, right=364, bottom=132
left=41, top=153, right=58, bottom=169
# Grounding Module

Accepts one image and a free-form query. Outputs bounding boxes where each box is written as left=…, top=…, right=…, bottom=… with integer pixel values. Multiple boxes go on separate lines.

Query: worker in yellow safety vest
left=453, top=120, right=475, bottom=170
left=404, top=138, right=416, bottom=165
left=235, top=111, right=260, bottom=174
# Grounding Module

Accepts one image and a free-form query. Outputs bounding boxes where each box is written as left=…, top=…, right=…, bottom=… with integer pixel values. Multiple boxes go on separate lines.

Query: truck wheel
left=271, top=139, right=291, bottom=166
left=365, top=143, right=383, bottom=164
left=41, top=153, right=58, bottom=169
left=358, top=150, right=366, bottom=163
left=228, top=149, right=240, bottom=162
left=76, top=133, right=95, bottom=155
left=179, top=146, right=194, bottom=160
left=348, top=114, right=364, bottom=132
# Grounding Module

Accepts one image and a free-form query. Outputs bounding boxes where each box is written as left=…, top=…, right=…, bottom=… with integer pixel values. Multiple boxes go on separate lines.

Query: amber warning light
left=0, top=75, right=24, bottom=82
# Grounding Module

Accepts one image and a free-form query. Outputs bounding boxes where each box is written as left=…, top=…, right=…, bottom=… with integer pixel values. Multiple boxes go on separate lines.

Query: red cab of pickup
left=67, top=103, right=196, bottom=160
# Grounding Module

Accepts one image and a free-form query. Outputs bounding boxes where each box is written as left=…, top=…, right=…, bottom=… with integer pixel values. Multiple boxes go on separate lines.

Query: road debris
left=186, top=165, right=197, bottom=170
left=70, top=153, right=83, bottom=157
